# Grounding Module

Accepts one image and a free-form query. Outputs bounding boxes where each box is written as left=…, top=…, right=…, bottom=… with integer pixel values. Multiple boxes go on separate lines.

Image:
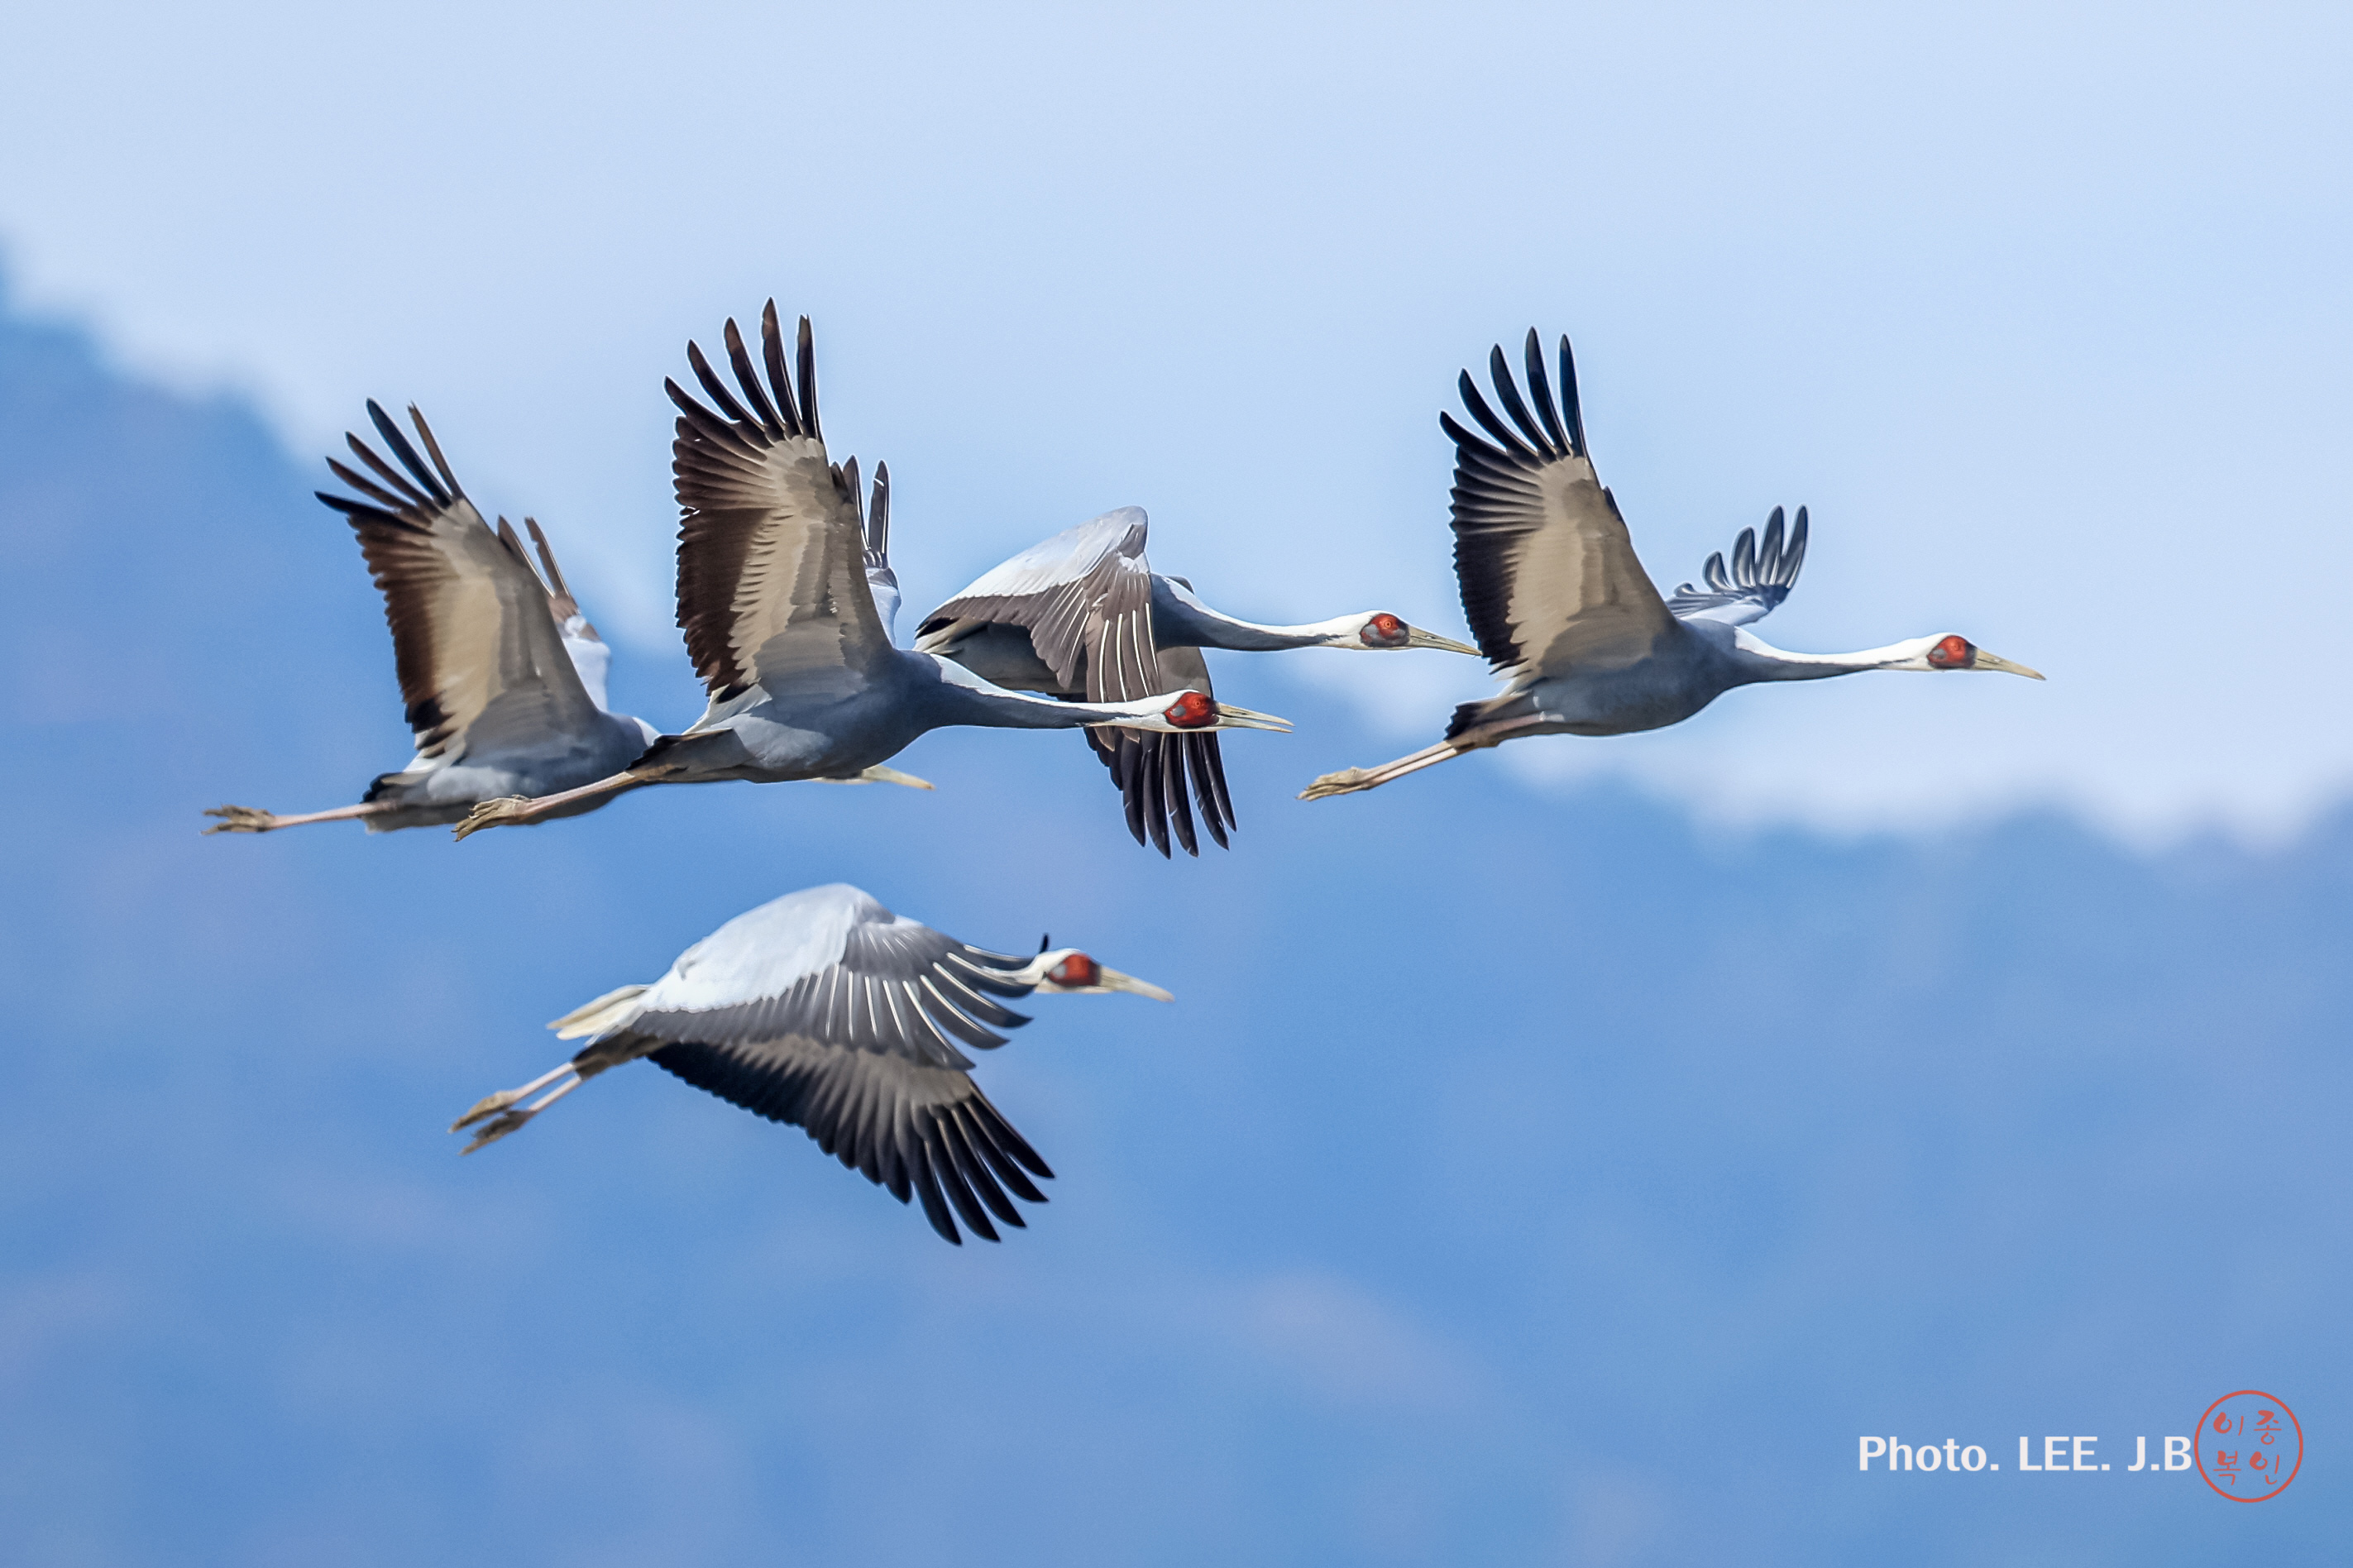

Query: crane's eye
left=1048, top=954, right=1098, bottom=987
left=1930, top=635, right=1974, bottom=668
left=1361, top=613, right=1407, bottom=648
left=1163, top=691, right=1217, bottom=728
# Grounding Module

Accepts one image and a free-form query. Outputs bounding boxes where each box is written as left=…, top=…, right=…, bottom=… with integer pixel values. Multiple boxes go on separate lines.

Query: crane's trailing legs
left=453, top=758, right=940, bottom=838
left=1299, top=715, right=1551, bottom=800
left=1297, top=740, right=1466, bottom=800
left=450, top=1064, right=585, bottom=1154
left=451, top=992, right=654, bottom=1153
left=453, top=769, right=656, bottom=839
left=201, top=801, right=399, bottom=833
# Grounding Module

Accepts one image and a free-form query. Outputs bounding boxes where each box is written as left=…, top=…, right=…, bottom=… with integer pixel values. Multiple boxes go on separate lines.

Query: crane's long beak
left=1408, top=629, right=1482, bottom=656
left=1097, top=965, right=1174, bottom=1002
left=1212, top=702, right=1293, bottom=733
left=1973, top=649, right=2045, bottom=681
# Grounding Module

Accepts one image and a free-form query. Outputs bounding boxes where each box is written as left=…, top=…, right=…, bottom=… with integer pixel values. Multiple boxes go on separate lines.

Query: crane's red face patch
left=1164, top=691, right=1217, bottom=729
left=1928, top=634, right=1976, bottom=670
left=1047, top=954, right=1098, bottom=987
left=1360, top=613, right=1408, bottom=648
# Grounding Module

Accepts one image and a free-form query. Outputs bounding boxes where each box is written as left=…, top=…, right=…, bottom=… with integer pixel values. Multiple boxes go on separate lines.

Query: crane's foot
left=451, top=1064, right=583, bottom=1152
left=457, top=1107, right=536, bottom=1154
left=452, top=796, right=534, bottom=840
left=1298, top=767, right=1377, bottom=801
left=202, top=804, right=281, bottom=834
left=450, top=1088, right=525, bottom=1131
left=814, top=765, right=935, bottom=790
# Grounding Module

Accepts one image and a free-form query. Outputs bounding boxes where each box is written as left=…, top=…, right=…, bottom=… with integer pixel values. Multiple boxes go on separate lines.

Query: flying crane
left=1302, top=331, right=2041, bottom=801
left=452, top=882, right=1172, bottom=1245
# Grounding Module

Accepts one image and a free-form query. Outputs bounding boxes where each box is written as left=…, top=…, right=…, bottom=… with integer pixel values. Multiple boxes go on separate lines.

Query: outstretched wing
left=1667, top=505, right=1810, bottom=626
left=1444, top=331, right=1675, bottom=683
left=316, top=403, right=602, bottom=760
left=916, top=510, right=1231, bottom=856
left=621, top=885, right=1054, bottom=1245
left=669, top=304, right=892, bottom=704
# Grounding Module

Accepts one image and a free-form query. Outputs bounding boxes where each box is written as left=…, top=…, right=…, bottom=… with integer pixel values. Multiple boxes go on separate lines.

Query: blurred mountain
left=2, top=293, right=2345, bottom=1567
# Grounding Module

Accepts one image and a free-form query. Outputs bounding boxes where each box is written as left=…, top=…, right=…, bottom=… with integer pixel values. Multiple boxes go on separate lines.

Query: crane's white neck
left=1205, top=611, right=1368, bottom=652
left=1153, top=576, right=1366, bottom=650
left=1731, top=629, right=1945, bottom=681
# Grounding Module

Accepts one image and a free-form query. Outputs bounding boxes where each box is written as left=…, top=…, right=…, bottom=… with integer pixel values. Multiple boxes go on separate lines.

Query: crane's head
left=1322, top=611, right=1481, bottom=654
left=1896, top=633, right=2044, bottom=678
left=1017, top=945, right=1175, bottom=1001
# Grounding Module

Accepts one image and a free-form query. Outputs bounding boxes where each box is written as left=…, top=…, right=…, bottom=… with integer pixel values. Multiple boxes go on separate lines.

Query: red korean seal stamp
left=2194, top=1391, right=2301, bottom=1502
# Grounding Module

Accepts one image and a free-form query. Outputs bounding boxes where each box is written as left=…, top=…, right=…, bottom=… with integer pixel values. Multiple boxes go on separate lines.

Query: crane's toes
left=450, top=1089, right=524, bottom=1132
left=457, top=1108, right=534, bottom=1154
left=202, top=805, right=280, bottom=834
left=452, top=796, right=532, bottom=840
left=1298, top=767, right=1375, bottom=801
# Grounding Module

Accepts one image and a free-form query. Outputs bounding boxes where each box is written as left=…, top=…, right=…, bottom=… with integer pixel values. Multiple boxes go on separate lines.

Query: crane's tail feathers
left=1297, top=740, right=1466, bottom=801
left=549, top=984, right=651, bottom=1040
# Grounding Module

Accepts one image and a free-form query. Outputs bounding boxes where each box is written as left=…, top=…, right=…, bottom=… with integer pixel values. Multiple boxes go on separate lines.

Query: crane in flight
left=1302, top=331, right=2041, bottom=801
left=451, top=883, right=1172, bottom=1245
left=917, top=509, right=1475, bottom=855
left=202, top=402, right=658, bottom=834
left=456, top=305, right=1288, bottom=839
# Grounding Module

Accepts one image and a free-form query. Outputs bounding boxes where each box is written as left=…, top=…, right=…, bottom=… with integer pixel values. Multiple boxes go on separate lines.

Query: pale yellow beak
left=1973, top=649, right=2045, bottom=681
left=1098, top=965, right=1174, bottom=1002
left=1408, top=628, right=1482, bottom=656
left=1210, top=702, right=1294, bottom=733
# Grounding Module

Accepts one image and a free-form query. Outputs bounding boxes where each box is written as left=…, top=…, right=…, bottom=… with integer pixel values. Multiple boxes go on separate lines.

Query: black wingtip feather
left=1557, top=336, right=1587, bottom=457
left=721, top=316, right=784, bottom=436
left=366, top=400, right=451, bottom=507
left=1487, top=342, right=1557, bottom=458
left=1522, top=327, right=1571, bottom=457
left=796, top=313, right=820, bottom=442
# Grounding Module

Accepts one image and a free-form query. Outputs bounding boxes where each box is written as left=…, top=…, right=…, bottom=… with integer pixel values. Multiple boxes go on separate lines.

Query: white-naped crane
left=451, top=882, right=1173, bottom=1245
left=202, top=403, right=660, bottom=834
left=455, top=305, right=1289, bottom=839
left=916, top=509, right=1477, bottom=855
left=1300, top=331, right=2043, bottom=801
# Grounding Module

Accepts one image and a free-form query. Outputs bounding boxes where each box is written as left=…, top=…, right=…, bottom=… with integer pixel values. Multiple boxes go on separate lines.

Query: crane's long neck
left=1150, top=576, right=1351, bottom=651
left=920, top=651, right=1171, bottom=730
left=1729, top=629, right=1937, bottom=681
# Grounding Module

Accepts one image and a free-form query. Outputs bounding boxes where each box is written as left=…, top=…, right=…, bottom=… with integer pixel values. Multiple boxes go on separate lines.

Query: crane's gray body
left=364, top=704, right=658, bottom=828
left=1452, top=618, right=1803, bottom=742
left=640, top=648, right=1152, bottom=784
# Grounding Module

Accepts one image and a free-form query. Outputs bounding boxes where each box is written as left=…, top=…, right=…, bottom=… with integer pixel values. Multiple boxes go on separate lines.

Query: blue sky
left=2, top=311, right=2344, bottom=1560
left=2, top=0, right=2348, bottom=839
left=2, top=9, right=2351, bottom=1562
